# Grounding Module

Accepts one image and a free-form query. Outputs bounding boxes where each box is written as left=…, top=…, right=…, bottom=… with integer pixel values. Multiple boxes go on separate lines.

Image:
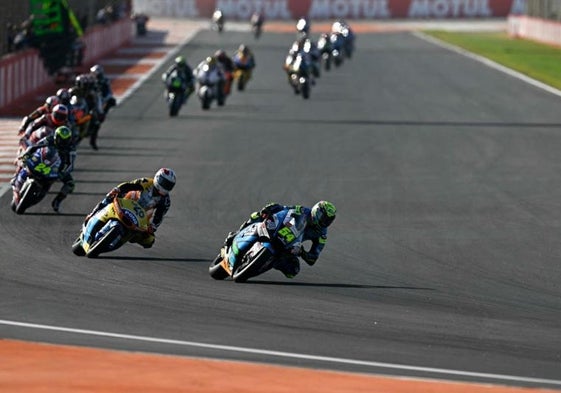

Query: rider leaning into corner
left=85, top=168, right=176, bottom=248
left=12, top=125, right=76, bottom=213
left=225, top=200, right=337, bottom=278
left=162, top=56, right=195, bottom=99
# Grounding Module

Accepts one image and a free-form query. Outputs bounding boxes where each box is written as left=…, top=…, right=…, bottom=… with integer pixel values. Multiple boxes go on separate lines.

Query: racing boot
left=51, top=193, right=65, bottom=213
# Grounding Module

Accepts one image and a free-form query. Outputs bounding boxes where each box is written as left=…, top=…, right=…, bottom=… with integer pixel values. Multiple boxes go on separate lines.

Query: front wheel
left=16, top=180, right=45, bottom=215
left=301, top=80, right=310, bottom=100
left=169, top=94, right=181, bottom=117
left=86, top=225, right=123, bottom=258
left=72, top=236, right=86, bottom=256
left=209, top=252, right=229, bottom=280
left=233, top=247, right=273, bottom=283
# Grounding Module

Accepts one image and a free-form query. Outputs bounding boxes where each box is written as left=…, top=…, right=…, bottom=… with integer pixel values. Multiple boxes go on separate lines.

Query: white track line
left=1, top=319, right=560, bottom=387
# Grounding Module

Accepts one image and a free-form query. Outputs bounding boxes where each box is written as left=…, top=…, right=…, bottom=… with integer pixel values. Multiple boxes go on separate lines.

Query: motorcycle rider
left=212, top=8, right=225, bottom=32
left=283, top=38, right=313, bottom=87
left=194, top=56, right=226, bottom=104
left=250, top=11, right=264, bottom=37
left=13, top=125, right=76, bottom=212
left=90, top=64, right=116, bottom=115
left=19, top=104, right=70, bottom=148
left=224, top=201, right=336, bottom=278
left=162, top=56, right=195, bottom=102
left=73, top=73, right=104, bottom=150
left=17, top=95, right=60, bottom=134
left=85, top=168, right=176, bottom=249
left=56, top=88, right=71, bottom=107
left=214, top=49, right=235, bottom=95
left=233, top=44, right=256, bottom=80
left=332, top=19, right=355, bottom=57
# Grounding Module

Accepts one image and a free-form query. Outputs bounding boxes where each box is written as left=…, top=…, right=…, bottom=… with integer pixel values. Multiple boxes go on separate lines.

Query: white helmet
left=154, top=168, right=176, bottom=195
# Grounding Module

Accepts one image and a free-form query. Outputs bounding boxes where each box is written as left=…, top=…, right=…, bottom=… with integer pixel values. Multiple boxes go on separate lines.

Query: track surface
left=1, top=25, right=561, bottom=390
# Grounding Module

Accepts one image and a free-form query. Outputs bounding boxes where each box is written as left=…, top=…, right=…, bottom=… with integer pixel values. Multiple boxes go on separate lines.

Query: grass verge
left=422, top=31, right=561, bottom=90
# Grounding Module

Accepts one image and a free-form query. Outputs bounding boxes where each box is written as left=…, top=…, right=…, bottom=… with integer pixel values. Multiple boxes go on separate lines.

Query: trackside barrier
left=133, top=0, right=524, bottom=19
left=508, top=15, right=561, bottom=47
left=0, top=49, right=50, bottom=109
left=0, top=18, right=134, bottom=111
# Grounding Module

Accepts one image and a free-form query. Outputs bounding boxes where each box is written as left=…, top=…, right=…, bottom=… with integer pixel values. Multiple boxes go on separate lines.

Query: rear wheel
left=209, top=252, right=229, bottom=280
left=15, top=181, right=43, bottom=215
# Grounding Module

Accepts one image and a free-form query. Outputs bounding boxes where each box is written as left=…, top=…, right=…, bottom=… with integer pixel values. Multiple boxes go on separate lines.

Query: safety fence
left=0, top=18, right=133, bottom=111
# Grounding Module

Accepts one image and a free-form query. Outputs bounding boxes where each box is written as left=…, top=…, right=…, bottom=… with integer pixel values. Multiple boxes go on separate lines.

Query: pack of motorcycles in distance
left=163, top=13, right=357, bottom=116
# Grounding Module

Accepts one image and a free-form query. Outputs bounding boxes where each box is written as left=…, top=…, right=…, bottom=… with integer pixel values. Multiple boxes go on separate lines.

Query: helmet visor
left=157, top=176, right=175, bottom=193
left=319, top=214, right=335, bottom=227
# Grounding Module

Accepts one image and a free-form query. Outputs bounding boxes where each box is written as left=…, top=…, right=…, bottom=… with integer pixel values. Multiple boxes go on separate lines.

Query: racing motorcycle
left=72, top=191, right=151, bottom=258
left=286, top=53, right=311, bottom=99
left=11, top=146, right=61, bottom=214
left=195, top=64, right=225, bottom=110
left=250, top=12, right=264, bottom=39
left=163, top=70, right=187, bottom=117
left=233, top=54, right=253, bottom=91
left=211, top=9, right=224, bottom=33
left=330, top=32, right=345, bottom=67
left=317, top=34, right=332, bottom=71
left=209, top=210, right=303, bottom=283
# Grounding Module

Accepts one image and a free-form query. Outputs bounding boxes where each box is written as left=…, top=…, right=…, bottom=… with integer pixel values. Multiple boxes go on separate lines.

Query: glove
left=300, top=250, right=317, bottom=266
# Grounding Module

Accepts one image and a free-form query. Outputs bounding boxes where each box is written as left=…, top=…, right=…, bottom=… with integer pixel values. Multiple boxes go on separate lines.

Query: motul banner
left=132, top=0, right=526, bottom=19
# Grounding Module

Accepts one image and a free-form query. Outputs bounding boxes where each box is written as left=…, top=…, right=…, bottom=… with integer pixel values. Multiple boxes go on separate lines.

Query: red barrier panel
left=0, top=49, right=50, bottom=109
left=0, top=18, right=134, bottom=111
left=82, top=19, right=134, bottom=65
left=134, top=0, right=524, bottom=19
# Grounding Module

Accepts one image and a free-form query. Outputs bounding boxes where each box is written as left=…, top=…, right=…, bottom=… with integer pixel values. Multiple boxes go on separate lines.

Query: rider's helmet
left=54, top=125, right=73, bottom=149
left=74, top=74, right=85, bottom=88
left=154, top=168, right=176, bottom=195
left=50, top=104, right=69, bottom=126
left=175, top=56, right=186, bottom=67
left=214, top=49, right=227, bottom=62
left=45, top=95, right=60, bottom=111
left=75, top=74, right=95, bottom=90
left=238, top=44, right=249, bottom=56
left=206, top=56, right=217, bottom=67
left=90, top=64, right=104, bottom=79
left=68, top=86, right=80, bottom=98
left=296, top=17, right=310, bottom=34
left=311, top=201, right=337, bottom=229
left=56, top=88, right=70, bottom=105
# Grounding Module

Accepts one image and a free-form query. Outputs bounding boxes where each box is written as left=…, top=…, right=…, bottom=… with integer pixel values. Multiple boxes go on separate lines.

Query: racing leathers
left=87, top=177, right=171, bottom=248
left=226, top=203, right=328, bottom=278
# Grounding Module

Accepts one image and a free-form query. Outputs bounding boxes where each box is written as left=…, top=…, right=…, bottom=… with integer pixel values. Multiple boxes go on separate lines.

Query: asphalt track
left=1, top=23, right=561, bottom=390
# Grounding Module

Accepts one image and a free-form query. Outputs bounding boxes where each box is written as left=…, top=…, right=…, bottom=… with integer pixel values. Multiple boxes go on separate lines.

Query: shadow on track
left=245, top=280, right=434, bottom=290
left=101, top=256, right=210, bottom=263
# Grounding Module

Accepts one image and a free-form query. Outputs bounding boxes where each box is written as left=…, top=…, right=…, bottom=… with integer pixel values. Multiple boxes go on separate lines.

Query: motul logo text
left=408, top=0, right=492, bottom=17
